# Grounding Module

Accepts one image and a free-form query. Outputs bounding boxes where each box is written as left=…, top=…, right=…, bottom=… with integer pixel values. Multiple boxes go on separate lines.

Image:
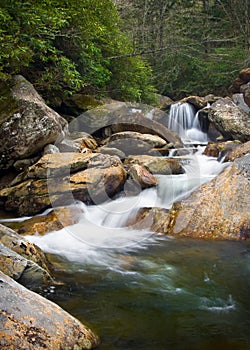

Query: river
left=25, top=103, right=250, bottom=349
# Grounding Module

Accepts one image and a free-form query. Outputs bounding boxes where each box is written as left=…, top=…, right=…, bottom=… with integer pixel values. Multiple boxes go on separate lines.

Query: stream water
left=24, top=103, right=250, bottom=349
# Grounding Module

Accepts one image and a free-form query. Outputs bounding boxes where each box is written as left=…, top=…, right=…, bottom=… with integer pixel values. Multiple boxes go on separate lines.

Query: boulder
left=232, top=93, right=250, bottom=114
left=98, top=146, right=126, bottom=160
left=103, top=131, right=167, bottom=156
left=0, top=75, right=67, bottom=170
left=0, top=242, right=53, bottom=290
left=224, top=140, right=250, bottom=162
left=208, top=97, right=250, bottom=142
left=240, top=82, right=250, bottom=108
left=0, top=271, right=99, bottom=349
left=124, top=155, right=184, bottom=175
left=180, top=95, right=219, bottom=109
left=0, top=224, right=53, bottom=274
left=167, top=154, right=250, bottom=240
left=57, top=132, right=98, bottom=153
left=128, top=165, right=157, bottom=189
left=229, top=68, right=250, bottom=93
left=0, top=153, right=127, bottom=216
left=3, top=206, right=84, bottom=236
left=126, top=207, right=170, bottom=233
left=202, top=141, right=241, bottom=159
left=69, top=102, right=183, bottom=148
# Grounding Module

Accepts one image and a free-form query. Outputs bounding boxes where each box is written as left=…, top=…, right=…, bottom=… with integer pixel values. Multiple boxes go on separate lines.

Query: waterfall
left=168, top=102, right=208, bottom=143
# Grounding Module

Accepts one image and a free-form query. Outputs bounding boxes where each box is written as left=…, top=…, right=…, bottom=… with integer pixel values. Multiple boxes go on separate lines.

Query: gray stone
left=0, top=75, right=68, bottom=170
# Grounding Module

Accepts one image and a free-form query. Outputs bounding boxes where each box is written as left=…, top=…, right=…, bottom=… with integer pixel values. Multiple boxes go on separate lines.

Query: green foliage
left=0, top=0, right=156, bottom=104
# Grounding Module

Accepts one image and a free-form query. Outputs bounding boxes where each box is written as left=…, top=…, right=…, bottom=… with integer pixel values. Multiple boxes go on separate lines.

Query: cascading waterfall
left=168, top=102, right=208, bottom=143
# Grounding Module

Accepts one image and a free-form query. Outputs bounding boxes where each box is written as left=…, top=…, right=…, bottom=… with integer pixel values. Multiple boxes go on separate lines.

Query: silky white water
left=25, top=146, right=229, bottom=266
left=168, top=102, right=208, bottom=143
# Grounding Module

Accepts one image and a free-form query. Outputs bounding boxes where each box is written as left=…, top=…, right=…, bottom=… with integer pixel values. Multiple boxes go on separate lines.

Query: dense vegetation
left=116, top=0, right=250, bottom=99
left=0, top=0, right=156, bottom=104
left=0, top=0, right=249, bottom=103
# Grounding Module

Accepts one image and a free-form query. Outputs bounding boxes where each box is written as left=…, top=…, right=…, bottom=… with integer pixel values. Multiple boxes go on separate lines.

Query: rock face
left=128, top=165, right=157, bottom=189
left=0, top=271, right=99, bottom=349
left=0, top=153, right=127, bottom=216
left=125, top=155, right=184, bottom=175
left=69, top=102, right=183, bottom=148
left=0, top=75, right=67, bottom=170
left=167, top=154, right=250, bottom=240
left=208, top=97, right=250, bottom=142
left=202, top=140, right=241, bottom=159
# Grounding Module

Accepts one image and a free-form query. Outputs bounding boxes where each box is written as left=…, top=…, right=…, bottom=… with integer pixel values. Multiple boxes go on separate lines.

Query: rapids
left=22, top=103, right=250, bottom=349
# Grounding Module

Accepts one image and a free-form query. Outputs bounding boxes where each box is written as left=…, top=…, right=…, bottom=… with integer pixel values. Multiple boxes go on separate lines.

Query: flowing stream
left=24, top=104, right=250, bottom=349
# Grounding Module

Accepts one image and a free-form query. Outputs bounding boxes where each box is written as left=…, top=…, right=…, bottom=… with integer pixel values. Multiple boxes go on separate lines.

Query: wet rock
left=4, top=206, right=84, bottom=236
left=128, top=164, right=157, bottom=189
left=127, top=207, right=170, bottom=233
left=0, top=153, right=127, bottom=216
left=43, top=144, right=60, bottom=154
left=13, top=156, right=40, bottom=172
left=0, top=75, right=67, bottom=170
left=208, top=97, right=250, bottom=142
left=0, top=271, right=99, bottom=349
left=103, top=131, right=167, bottom=156
left=125, top=155, right=184, bottom=175
left=168, top=154, right=250, bottom=240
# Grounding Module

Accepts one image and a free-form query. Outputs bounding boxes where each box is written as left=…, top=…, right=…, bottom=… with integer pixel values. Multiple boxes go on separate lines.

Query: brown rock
left=0, top=224, right=53, bottom=274
left=240, top=82, right=250, bottom=108
left=128, top=164, right=157, bottom=189
left=0, top=271, right=99, bottom=349
left=4, top=206, right=84, bottom=236
left=203, top=141, right=241, bottom=159
left=238, top=68, right=250, bottom=84
left=224, top=140, right=250, bottom=162
left=167, top=154, right=250, bottom=240
left=127, top=207, right=170, bottom=233
left=125, top=155, right=184, bottom=175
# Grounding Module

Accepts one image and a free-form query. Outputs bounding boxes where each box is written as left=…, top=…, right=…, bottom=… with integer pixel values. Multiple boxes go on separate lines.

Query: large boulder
left=0, top=75, right=67, bottom=170
left=167, top=154, right=250, bottom=240
left=0, top=153, right=127, bottom=216
left=124, top=155, right=184, bottom=175
left=69, top=102, right=183, bottom=148
left=102, top=131, right=168, bottom=156
left=208, top=97, right=250, bottom=142
left=224, top=140, right=250, bottom=162
left=229, top=68, right=250, bottom=108
left=0, top=271, right=99, bottom=349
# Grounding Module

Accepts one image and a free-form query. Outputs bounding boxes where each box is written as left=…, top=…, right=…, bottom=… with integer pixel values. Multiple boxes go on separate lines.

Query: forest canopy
left=0, top=0, right=156, bottom=104
left=0, top=0, right=249, bottom=103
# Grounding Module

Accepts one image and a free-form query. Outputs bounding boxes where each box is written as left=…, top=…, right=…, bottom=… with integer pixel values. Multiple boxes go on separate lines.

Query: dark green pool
left=45, top=236, right=250, bottom=350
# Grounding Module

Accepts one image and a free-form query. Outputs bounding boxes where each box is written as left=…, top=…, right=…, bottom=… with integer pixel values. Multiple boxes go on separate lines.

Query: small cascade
left=168, top=102, right=208, bottom=143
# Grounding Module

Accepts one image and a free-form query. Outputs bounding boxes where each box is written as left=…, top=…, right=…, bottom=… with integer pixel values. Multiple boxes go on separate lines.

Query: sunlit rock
left=0, top=271, right=99, bottom=349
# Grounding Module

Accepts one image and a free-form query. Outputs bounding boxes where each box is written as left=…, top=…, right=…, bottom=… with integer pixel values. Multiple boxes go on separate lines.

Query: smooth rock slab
left=168, top=154, right=250, bottom=240
left=0, top=271, right=99, bottom=349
